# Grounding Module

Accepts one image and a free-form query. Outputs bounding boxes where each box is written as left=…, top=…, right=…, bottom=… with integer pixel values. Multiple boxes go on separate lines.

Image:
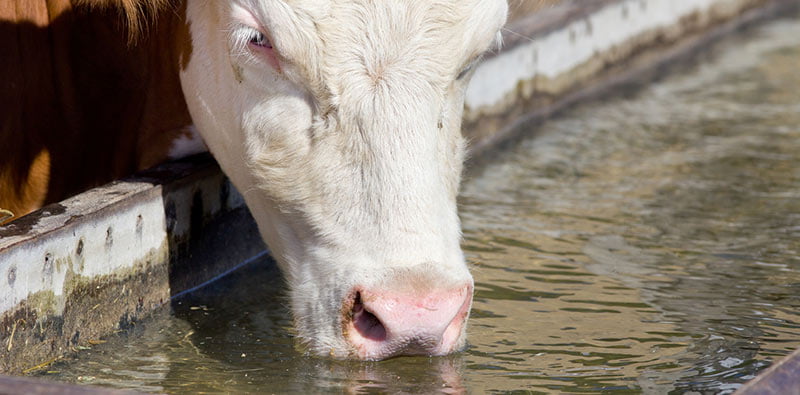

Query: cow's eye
left=237, top=26, right=281, bottom=71
left=249, top=31, right=272, bottom=48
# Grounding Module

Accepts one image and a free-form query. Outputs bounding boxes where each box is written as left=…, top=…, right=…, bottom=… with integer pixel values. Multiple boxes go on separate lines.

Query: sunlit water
left=41, top=17, right=800, bottom=393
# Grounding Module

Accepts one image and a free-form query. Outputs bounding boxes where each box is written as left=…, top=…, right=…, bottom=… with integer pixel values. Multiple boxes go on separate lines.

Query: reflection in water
left=460, top=16, right=800, bottom=393
left=44, top=262, right=469, bottom=393
left=43, top=16, right=800, bottom=394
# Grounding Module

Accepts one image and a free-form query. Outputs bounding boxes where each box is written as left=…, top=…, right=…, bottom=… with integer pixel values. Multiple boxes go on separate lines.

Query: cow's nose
left=343, top=284, right=473, bottom=360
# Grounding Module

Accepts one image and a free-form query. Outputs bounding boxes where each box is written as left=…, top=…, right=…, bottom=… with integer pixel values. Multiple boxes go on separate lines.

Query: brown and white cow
left=1, top=0, right=508, bottom=360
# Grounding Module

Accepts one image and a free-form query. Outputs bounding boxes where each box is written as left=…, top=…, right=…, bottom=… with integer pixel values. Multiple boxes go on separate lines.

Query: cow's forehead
left=333, top=0, right=506, bottom=41
left=285, top=0, right=506, bottom=23
left=238, top=0, right=507, bottom=29
left=231, top=0, right=506, bottom=103
left=289, top=1, right=505, bottom=79
left=259, top=0, right=507, bottom=56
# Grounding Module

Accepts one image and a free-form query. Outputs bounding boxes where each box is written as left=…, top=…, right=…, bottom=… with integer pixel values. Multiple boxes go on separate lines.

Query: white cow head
left=180, top=0, right=508, bottom=360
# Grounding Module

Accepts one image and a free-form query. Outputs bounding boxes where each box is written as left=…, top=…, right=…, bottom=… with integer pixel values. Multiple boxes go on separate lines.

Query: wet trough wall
left=0, top=0, right=796, bottom=381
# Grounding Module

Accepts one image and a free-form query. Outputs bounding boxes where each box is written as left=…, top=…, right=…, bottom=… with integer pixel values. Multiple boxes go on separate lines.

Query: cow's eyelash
left=229, top=24, right=284, bottom=73
left=250, top=31, right=272, bottom=48
left=248, top=30, right=272, bottom=48
left=230, top=26, right=270, bottom=52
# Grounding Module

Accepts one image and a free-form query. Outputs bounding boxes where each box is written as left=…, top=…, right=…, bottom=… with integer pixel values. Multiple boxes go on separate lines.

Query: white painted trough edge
left=461, top=0, right=790, bottom=155
left=467, top=0, right=729, bottom=110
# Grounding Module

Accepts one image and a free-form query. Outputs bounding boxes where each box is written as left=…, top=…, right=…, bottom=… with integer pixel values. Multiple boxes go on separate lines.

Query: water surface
left=42, top=16, right=800, bottom=393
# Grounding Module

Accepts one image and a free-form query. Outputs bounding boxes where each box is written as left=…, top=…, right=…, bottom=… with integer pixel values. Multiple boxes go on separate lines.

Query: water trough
left=1, top=0, right=798, bottom=391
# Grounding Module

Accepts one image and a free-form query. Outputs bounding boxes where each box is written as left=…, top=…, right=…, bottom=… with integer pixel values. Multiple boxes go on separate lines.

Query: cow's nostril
left=352, top=292, right=387, bottom=341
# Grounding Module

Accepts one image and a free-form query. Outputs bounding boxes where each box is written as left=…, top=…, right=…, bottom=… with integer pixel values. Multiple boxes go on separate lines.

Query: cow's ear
left=76, top=0, right=169, bottom=42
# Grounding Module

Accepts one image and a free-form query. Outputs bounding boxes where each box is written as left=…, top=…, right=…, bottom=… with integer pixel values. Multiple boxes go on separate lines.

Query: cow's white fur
left=180, top=0, right=508, bottom=358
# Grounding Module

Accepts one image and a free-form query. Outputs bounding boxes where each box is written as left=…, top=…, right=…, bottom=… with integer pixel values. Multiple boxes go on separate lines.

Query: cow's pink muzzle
left=343, top=284, right=473, bottom=360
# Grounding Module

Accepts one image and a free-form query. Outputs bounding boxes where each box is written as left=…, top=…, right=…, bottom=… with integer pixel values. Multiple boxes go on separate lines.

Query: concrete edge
left=0, top=154, right=265, bottom=374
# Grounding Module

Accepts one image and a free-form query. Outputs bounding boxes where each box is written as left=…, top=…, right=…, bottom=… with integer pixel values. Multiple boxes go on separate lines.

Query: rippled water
left=42, top=16, right=800, bottom=393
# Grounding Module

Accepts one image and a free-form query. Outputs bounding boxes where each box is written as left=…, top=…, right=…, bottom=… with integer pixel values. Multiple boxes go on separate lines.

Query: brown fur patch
left=1, top=0, right=192, bottom=220
left=76, top=0, right=171, bottom=41
left=0, top=150, right=50, bottom=225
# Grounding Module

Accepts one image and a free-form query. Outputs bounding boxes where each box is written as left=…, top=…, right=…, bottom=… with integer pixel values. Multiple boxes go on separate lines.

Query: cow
left=1, top=0, right=508, bottom=360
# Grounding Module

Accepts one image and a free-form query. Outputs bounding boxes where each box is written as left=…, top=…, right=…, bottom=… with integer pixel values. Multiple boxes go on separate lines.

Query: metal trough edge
left=0, top=0, right=797, bottom=389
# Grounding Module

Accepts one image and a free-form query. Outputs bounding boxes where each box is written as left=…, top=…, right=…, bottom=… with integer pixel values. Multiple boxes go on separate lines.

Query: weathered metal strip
left=0, top=373, right=138, bottom=394
left=735, top=348, right=800, bottom=394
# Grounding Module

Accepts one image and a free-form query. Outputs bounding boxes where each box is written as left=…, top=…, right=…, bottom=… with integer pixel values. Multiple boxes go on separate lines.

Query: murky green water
left=42, top=17, right=800, bottom=393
